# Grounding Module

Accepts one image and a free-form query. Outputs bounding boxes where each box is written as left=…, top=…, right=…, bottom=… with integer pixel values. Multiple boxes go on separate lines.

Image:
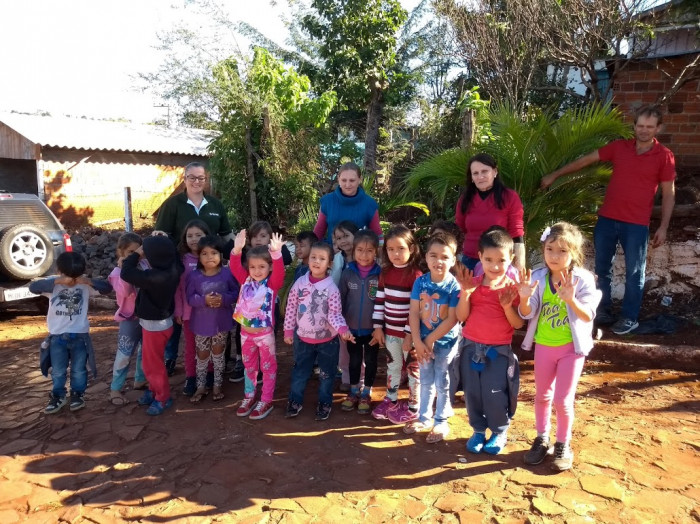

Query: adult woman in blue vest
left=313, top=162, right=384, bottom=245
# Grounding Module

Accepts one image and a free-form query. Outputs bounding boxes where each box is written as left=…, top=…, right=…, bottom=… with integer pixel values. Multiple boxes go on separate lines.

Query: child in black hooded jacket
left=121, top=235, right=183, bottom=415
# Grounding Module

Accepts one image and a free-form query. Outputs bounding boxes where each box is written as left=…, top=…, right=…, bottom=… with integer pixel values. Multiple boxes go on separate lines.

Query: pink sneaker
left=371, top=398, right=394, bottom=420
left=387, top=401, right=419, bottom=425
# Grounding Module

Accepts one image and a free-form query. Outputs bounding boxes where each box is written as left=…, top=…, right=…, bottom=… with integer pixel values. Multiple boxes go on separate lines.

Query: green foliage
left=403, top=104, right=632, bottom=249
left=302, top=0, right=409, bottom=109
left=208, top=48, right=335, bottom=230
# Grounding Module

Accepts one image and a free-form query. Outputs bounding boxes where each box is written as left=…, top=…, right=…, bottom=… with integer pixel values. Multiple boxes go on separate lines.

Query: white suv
left=0, top=192, right=69, bottom=307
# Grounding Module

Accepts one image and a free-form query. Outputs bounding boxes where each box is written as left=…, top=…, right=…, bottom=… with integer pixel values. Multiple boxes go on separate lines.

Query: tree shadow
left=3, top=315, right=532, bottom=520
left=44, top=169, right=95, bottom=228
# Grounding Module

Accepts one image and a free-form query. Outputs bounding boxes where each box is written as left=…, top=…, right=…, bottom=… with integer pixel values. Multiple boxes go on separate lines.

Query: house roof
left=0, top=112, right=216, bottom=156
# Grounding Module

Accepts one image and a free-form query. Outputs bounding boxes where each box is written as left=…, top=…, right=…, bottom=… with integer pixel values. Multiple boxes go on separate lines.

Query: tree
left=434, top=0, right=548, bottom=108
left=402, top=104, right=632, bottom=249
left=208, top=48, right=336, bottom=228
left=435, top=0, right=664, bottom=108
left=301, top=0, right=409, bottom=179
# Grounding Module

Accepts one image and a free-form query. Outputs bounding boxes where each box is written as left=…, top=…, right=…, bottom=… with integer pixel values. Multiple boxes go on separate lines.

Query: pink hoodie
left=284, top=273, right=348, bottom=344
left=174, top=252, right=199, bottom=321
left=109, top=258, right=150, bottom=321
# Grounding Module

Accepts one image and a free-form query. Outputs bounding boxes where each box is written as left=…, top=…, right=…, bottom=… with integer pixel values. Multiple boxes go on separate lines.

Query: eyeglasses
left=186, top=176, right=206, bottom=183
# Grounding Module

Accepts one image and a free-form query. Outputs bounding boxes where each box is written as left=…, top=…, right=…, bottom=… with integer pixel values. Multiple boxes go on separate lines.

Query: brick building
left=610, top=0, right=699, bottom=171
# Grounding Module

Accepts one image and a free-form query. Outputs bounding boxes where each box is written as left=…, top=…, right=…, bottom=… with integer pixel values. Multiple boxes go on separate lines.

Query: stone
left=509, top=468, right=574, bottom=488
left=626, top=489, right=694, bottom=517
left=0, top=510, right=21, bottom=523
left=532, top=497, right=566, bottom=516
left=399, top=498, right=428, bottom=519
left=553, top=488, right=603, bottom=516
left=267, top=498, right=303, bottom=512
left=492, top=497, right=530, bottom=512
left=457, top=509, right=486, bottom=524
left=295, top=496, right=330, bottom=516
left=115, top=424, right=144, bottom=442
left=27, top=486, right=65, bottom=511
left=0, top=481, right=32, bottom=503
left=0, top=439, right=39, bottom=455
left=277, top=512, right=313, bottom=524
left=434, top=493, right=470, bottom=512
left=579, top=476, right=625, bottom=501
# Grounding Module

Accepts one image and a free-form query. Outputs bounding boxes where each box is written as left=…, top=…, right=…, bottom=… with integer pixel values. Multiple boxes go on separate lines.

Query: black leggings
left=348, top=335, right=378, bottom=388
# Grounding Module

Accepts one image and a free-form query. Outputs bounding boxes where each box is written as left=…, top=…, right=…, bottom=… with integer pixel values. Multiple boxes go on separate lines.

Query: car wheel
left=0, top=224, right=55, bottom=280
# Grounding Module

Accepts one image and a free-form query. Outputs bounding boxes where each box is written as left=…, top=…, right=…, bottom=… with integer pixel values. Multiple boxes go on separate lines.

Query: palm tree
left=403, top=104, right=631, bottom=249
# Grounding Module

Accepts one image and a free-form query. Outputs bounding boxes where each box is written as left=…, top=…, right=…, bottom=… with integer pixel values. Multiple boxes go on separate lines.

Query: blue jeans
left=594, top=216, right=649, bottom=321
left=289, top=337, right=339, bottom=406
left=50, top=333, right=88, bottom=397
left=418, top=343, right=457, bottom=426
left=164, top=321, right=182, bottom=362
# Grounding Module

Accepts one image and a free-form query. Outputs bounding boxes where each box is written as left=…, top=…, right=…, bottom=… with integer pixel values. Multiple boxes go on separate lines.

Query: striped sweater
left=372, top=265, right=423, bottom=338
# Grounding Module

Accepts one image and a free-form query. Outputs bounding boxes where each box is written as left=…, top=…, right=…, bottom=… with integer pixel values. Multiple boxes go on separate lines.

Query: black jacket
left=120, top=236, right=183, bottom=321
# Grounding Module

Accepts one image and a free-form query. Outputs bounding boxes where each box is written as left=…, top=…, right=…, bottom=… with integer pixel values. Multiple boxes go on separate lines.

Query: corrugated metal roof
left=0, top=112, right=216, bottom=156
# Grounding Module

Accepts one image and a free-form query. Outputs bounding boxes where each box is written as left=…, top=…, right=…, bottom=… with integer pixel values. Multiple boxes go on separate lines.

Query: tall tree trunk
left=364, top=78, right=384, bottom=181
left=461, top=109, right=475, bottom=149
left=245, top=125, right=258, bottom=222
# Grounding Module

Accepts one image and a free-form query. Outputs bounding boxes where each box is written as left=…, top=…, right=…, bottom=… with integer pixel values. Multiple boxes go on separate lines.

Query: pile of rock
left=69, top=227, right=126, bottom=278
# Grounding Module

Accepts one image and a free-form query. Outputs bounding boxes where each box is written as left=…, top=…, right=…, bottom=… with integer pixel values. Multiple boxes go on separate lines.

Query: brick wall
left=611, top=54, right=700, bottom=171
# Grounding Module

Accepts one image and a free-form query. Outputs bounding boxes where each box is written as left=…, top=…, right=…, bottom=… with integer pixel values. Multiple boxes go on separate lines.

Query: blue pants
left=448, top=336, right=463, bottom=401
left=288, top=337, right=339, bottom=406
left=110, top=319, right=145, bottom=392
left=461, top=340, right=517, bottom=434
left=418, top=343, right=457, bottom=425
left=50, top=333, right=88, bottom=397
left=594, top=215, right=649, bottom=321
left=164, top=321, right=182, bottom=362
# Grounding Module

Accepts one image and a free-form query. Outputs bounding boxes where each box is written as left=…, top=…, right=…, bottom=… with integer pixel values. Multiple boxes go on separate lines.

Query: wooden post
left=124, top=187, right=133, bottom=232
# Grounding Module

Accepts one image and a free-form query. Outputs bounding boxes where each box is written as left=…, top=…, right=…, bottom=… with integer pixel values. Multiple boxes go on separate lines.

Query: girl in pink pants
left=230, top=229, right=286, bottom=421
left=518, top=223, right=601, bottom=471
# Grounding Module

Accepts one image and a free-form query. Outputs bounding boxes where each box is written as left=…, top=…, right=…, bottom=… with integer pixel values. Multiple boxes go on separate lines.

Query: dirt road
left=0, top=306, right=697, bottom=523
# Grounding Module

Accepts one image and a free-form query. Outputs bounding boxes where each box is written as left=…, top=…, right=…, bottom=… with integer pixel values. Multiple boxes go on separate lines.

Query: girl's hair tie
left=540, top=226, right=552, bottom=242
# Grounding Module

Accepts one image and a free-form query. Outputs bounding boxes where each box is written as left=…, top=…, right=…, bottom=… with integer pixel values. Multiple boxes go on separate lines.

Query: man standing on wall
left=541, top=105, right=676, bottom=335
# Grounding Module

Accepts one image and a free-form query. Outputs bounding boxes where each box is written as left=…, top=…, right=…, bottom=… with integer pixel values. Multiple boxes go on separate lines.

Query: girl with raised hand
left=230, top=229, right=285, bottom=420
left=519, top=223, right=601, bottom=471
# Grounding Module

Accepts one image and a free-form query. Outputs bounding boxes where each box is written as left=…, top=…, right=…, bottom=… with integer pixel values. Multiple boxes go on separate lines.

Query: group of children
left=35, top=212, right=600, bottom=472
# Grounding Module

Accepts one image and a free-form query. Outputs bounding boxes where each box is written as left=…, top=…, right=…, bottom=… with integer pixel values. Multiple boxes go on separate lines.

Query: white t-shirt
left=42, top=284, right=99, bottom=334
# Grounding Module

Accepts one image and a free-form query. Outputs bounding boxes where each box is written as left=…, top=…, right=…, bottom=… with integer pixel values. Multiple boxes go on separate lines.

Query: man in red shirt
left=541, top=105, right=676, bottom=335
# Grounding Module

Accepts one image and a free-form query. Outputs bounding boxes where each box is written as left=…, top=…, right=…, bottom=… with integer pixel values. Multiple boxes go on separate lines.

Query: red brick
left=634, top=82, right=650, bottom=92
left=661, top=123, right=680, bottom=134
left=628, top=71, right=648, bottom=82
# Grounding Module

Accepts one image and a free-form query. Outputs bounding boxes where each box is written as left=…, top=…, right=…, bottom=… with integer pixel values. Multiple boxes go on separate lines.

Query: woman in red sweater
left=455, top=153, right=525, bottom=271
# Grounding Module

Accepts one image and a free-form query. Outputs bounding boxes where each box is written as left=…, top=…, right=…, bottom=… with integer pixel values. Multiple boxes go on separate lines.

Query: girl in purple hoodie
left=174, top=219, right=211, bottom=396
left=186, top=236, right=239, bottom=402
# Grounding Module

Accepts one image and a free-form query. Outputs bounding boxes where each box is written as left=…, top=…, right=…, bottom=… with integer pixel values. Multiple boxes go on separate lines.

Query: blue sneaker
left=483, top=432, right=508, bottom=455
left=466, top=432, right=486, bottom=453
left=137, top=390, right=154, bottom=406
left=146, top=398, right=173, bottom=416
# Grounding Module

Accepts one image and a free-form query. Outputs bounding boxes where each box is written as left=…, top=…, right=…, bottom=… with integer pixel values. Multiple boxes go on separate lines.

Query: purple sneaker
left=387, top=401, right=419, bottom=425
left=371, top=398, right=394, bottom=420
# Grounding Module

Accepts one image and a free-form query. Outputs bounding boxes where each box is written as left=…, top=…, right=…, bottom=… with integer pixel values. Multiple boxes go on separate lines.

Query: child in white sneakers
left=403, top=233, right=460, bottom=443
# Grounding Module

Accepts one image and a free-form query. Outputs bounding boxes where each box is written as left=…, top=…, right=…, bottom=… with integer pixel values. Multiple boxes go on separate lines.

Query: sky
left=0, top=0, right=421, bottom=124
